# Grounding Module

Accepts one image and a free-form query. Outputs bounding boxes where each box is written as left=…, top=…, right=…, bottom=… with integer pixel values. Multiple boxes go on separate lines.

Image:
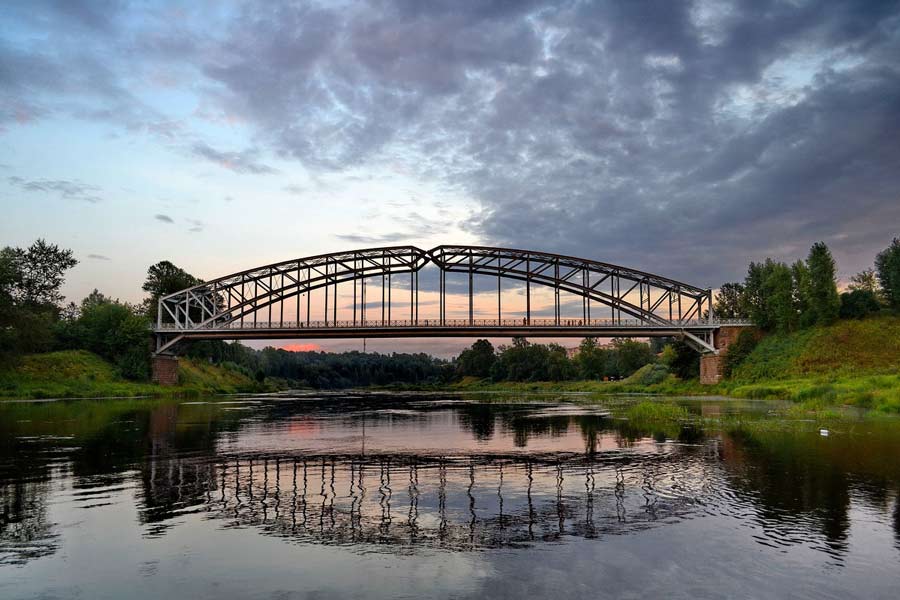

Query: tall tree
left=849, top=268, right=880, bottom=295
left=791, top=259, right=812, bottom=327
left=714, top=282, right=745, bottom=318
left=456, top=339, right=496, bottom=378
left=875, top=237, right=900, bottom=309
left=805, top=242, right=840, bottom=325
left=765, top=262, right=797, bottom=332
left=5, top=239, right=78, bottom=308
left=141, top=260, right=203, bottom=316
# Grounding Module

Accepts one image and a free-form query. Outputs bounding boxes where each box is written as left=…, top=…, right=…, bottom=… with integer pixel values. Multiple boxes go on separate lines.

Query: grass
left=0, top=350, right=263, bottom=400
left=406, top=316, right=900, bottom=414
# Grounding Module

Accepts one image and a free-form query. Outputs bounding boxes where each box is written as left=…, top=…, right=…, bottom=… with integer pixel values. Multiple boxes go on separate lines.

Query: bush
left=839, top=289, right=881, bottom=319
left=723, top=329, right=760, bottom=377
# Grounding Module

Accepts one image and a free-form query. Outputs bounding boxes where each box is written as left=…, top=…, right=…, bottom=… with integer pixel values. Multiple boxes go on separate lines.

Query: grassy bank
left=0, top=350, right=263, bottom=400
left=410, top=316, right=900, bottom=413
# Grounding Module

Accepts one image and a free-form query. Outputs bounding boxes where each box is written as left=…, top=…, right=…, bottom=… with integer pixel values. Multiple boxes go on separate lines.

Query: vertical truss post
left=333, top=264, right=337, bottom=325
left=388, top=271, right=392, bottom=324
left=296, top=263, right=301, bottom=324
left=361, top=272, right=366, bottom=326
left=468, top=251, right=473, bottom=326
left=555, top=260, right=560, bottom=326
left=324, top=262, right=329, bottom=326
left=253, top=280, right=257, bottom=327
left=279, top=274, right=284, bottom=328
left=708, top=289, right=714, bottom=323
left=307, top=267, right=311, bottom=327
left=415, top=269, right=419, bottom=325
left=381, top=274, right=385, bottom=326
left=268, top=273, right=273, bottom=326
left=526, top=256, right=531, bottom=325
left=353, top=259, right=357, bottom=326
left=668, top=290, right=673, bottom=322
left=409, top=270, right=413, bottom=323
left=497, top=256, right=501, bottom=323
left=677, top=288, right=682, bottom=324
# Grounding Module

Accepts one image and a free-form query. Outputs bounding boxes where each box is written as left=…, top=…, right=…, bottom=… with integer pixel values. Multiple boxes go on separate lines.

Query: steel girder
left=156, top=244, right=719, bottom=354
left=428, top=245, right=712, bottom=327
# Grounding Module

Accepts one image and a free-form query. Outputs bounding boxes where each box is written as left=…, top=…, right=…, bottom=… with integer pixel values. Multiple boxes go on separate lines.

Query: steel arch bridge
left=154, top=244, right=749, bottom=356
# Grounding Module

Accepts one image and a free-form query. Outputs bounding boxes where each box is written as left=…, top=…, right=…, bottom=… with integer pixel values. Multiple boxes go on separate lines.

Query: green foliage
left=805, top=242, right=840, bottom=326
left=141, top=260, right=203, bottom=316
left=575, top=337, right=605, bottom=379
left=0, top=240, right=78, bottom=358
left=743, top=259, right=796, bottom=331
left=662, top=340, right=700, bottom=379
left=839, top=289, right=881, bottom=319
left=625, top=363, right=670, bottom=385
left=456, top=339, right=496, bottom=378
left=714, top=282, right=746, bottom=318
left=875, top=237, right=900, bottom=309
left=849, top=268, right=880, bottom=295
left=55, top=295, right=152, bottom=380
left=731, top=315, right=900, bottom=382
left=723, top=329, right=759, bottom=377
left=609, top=338, right=656, bottom=377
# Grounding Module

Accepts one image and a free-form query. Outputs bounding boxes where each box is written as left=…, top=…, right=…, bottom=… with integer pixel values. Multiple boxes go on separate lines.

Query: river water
left=1, top=393, right=899, bottom=599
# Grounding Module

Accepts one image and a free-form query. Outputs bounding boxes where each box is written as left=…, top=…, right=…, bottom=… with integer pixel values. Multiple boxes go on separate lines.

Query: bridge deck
left=155, top=318, right=750, bottom=341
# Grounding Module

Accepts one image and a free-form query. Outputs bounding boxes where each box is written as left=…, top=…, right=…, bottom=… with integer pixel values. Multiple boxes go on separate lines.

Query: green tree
left=456, top=339, right=496, bottom=378
left=610, top=339, right=655, bottom=377
left=714, top=282, right=746, bottom=319
left=839, top=289, right=881, bottom=319
left=849, top=268, right=880, bottom=295
left=7, top=239, right=78, bottom=308
left=141, top=260, right=202, bottom=316
left=875, top=238, right=900, bottom=309
left=661, top=340, right=699, bottom=380
left=765, top=262, right=797, bottom=333
left=805, top=242, right=840, bottom=326
left=576, top=337, right=606, bottom=379
left=723, top=329, right=759, bottom=377
left=791, top=259, right=812, bottom=327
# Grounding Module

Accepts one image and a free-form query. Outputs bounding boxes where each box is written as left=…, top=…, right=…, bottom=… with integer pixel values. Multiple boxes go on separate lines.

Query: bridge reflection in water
left=140, top=450, right=712, bottom=551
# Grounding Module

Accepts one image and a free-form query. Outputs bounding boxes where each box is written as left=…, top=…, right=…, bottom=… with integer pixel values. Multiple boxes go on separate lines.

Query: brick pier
left=151, top=354, right=179, bottom=386
left=699, top=326, right=748, bottom=385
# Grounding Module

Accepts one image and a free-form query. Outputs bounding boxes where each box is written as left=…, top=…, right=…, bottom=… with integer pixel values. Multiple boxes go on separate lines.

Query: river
left=1, top=393, right=899, bottom=599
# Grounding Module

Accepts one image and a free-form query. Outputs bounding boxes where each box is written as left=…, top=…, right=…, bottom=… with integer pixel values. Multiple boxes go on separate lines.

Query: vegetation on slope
left=0, top=350, right=261, bottom=400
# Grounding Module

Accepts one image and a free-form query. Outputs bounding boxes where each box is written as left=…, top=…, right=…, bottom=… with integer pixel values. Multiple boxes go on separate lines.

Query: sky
left=2, top=0, right=899, bottom=356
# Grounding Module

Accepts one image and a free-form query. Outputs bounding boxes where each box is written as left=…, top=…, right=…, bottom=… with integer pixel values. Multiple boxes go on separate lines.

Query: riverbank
left=0, top=350, right=265, bottom=400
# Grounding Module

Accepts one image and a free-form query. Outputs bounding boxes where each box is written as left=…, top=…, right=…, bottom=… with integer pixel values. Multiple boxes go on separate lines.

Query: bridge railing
left=157, top=317, right=751, bottom=331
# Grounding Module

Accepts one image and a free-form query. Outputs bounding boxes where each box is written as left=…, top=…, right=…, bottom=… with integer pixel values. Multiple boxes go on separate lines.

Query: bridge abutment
left=152, top=354, right=179, bottom=386
left=700, top=326, right=751, bottom=385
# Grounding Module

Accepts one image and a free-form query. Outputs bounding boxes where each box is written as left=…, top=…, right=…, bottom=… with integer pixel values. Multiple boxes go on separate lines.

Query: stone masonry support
left=151, top=354, right=179, bottom=386
left=700, top=326, right=751, bottom=385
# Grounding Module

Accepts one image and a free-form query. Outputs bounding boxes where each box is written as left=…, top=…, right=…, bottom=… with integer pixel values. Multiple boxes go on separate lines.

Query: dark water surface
left=2, top=393, right=900, bottom=599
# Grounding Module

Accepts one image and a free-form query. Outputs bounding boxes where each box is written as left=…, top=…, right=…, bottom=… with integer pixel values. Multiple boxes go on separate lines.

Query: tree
left=765, top=261, right=797, bottom=333
left=608, top=339, right=655, bottom=377
left=875, top=238, right=900, bottom=309
left=805, top=242, right=840, bottom=326
left=456, top=339, right=496, bottom=378
left=839, top=289, right=881, bottom=319
left=714, top=283, right=746, bottom=319
left=0, top=240, right=77, bottom=357
left=141, top=261, right=202, bottom=316
left=849, top=268, right=880, bottom=295
left=723, top=329, right=759, bottom=377
left=791, top=259, right=812, bottom=327
left=661, top=340, right=699, bottom=380
left=576, top=337, right=606, bottom=379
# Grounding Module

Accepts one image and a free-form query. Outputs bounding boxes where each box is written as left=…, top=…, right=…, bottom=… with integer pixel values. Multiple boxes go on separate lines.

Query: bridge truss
left=155, top=245, right=745, bottom=355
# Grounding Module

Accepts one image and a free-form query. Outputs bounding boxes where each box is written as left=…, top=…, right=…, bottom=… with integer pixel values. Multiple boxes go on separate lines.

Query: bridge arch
left=155, top=244, right=728, bottom=355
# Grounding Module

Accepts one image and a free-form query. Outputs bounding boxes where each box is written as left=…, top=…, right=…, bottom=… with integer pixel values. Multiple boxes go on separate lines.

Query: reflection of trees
left=0, top=477, right=58, bottom=565
left=722, top=429, right=851, bottom=558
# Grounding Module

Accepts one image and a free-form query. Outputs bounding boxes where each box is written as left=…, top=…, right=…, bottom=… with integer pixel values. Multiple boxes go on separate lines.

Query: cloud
left=186, top=218, right=204, bottom=233
left=3, top=0, right=900, bottom=286
left=154, top=214, right=174, bottom=224
left=86, top=253, right=110, bottom=260
left=334, top=232, right=411, bottom=245
left=8, top=176, right=103, bottom=203
left=189, top=142, right=277, bottom=174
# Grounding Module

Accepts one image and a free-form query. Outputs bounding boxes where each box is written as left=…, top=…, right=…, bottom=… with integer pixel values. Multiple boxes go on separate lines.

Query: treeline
left=715, top=239, right=900, bottom=331
left=183, top=341, right=450, bottom=388
left=454, top=336, right=689, bottom=383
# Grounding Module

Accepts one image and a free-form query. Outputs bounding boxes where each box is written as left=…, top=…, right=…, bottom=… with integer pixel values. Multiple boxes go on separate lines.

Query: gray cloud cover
left=3, top=0, right=899, bottom=285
